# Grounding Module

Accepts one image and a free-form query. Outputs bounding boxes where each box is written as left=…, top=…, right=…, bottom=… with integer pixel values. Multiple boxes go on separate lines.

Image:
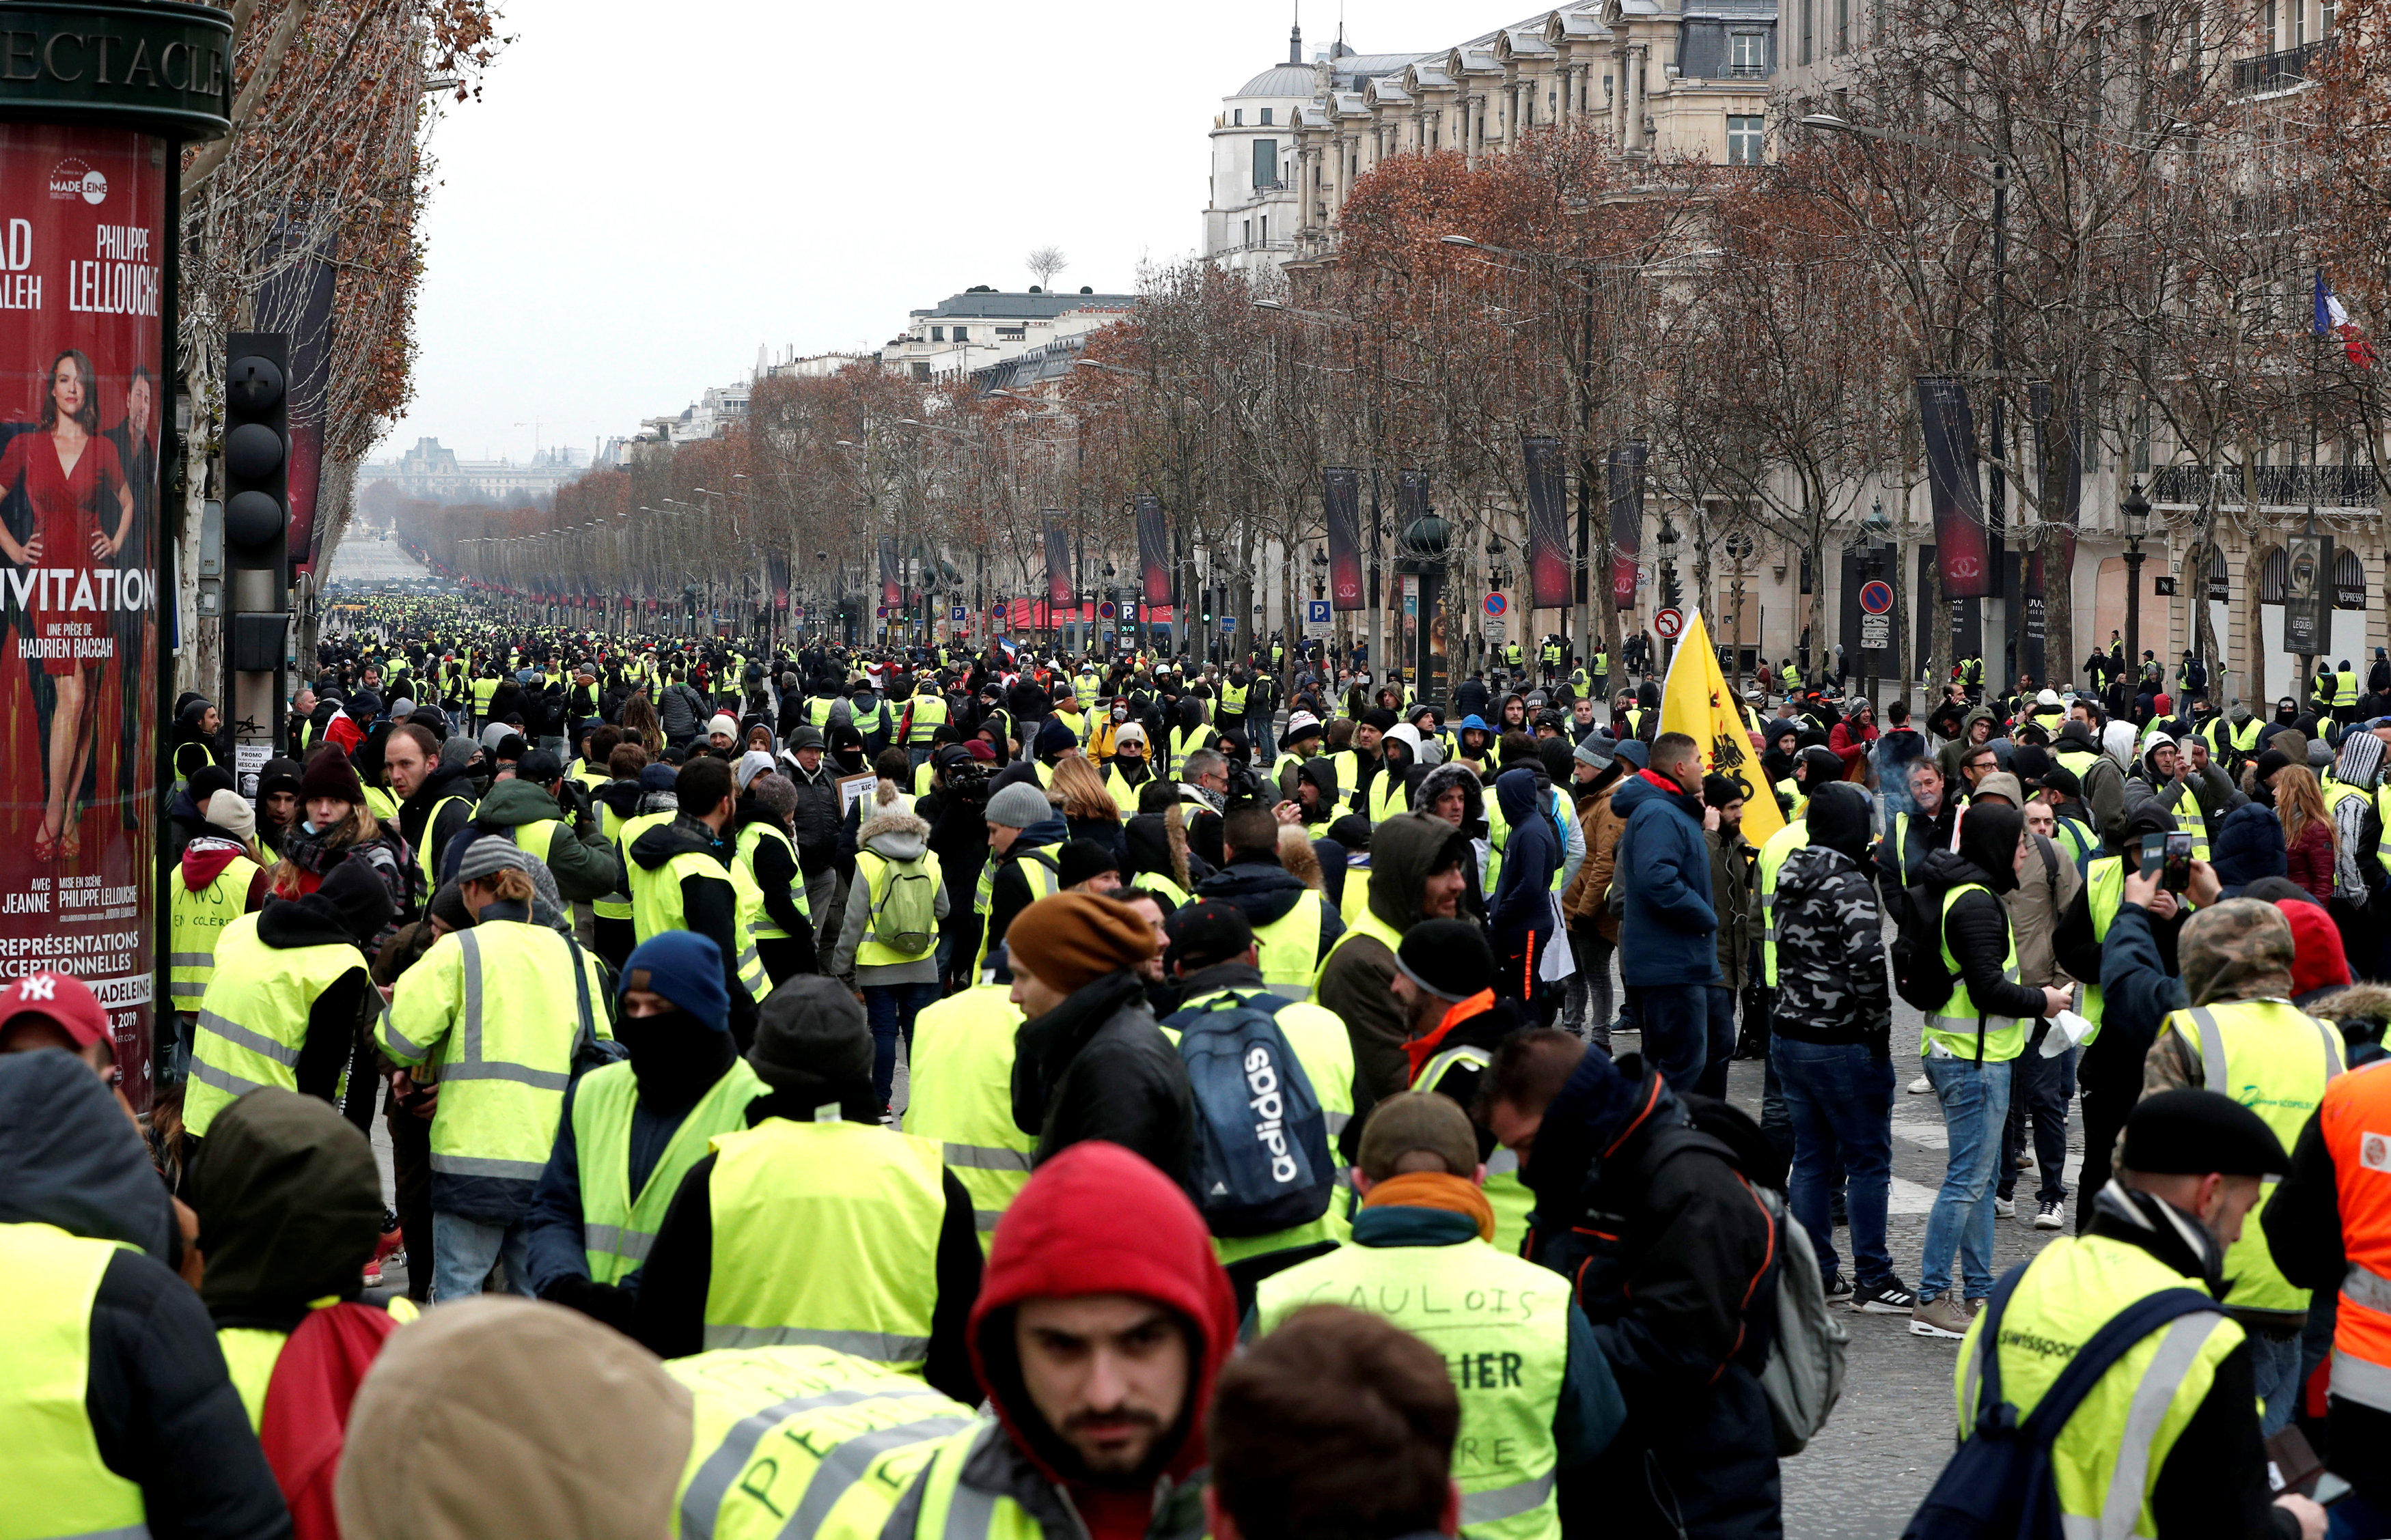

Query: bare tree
left=1026, top=246, right=1069, bottom=290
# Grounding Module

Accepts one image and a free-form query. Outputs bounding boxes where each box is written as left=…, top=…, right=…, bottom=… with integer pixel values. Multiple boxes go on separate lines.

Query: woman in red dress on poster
left=0, top=350, right=135, bottom=863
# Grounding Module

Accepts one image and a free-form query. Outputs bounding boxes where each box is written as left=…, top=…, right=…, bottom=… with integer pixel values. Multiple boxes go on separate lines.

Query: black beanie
left=1702, top=773, right=1745, bottom=809
left=1806, top=782, right=1872, bottom=865
left=1394, top=919, right=1495, bottom=1001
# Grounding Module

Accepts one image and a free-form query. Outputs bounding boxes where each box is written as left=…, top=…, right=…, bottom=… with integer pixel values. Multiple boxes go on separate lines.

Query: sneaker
left=1910, top=1295, right=1973, bottom=1339
left=1908, top=1074, right=1932, bottom=1095
left=2019, top=1151, right=2036, bottom=1171
left=1855, top=1280, right=1918, bottom=1315
left=1823, top=1274, right=1853, bottom=1301
left=2034, top=1199, right=2067, bottom=1229
left=1994, top=1195, right=2017, bottom=1218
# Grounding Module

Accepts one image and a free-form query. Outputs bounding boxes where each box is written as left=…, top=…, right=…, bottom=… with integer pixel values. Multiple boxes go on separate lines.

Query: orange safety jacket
left=2325, top=1058, right=2391, bottom=1412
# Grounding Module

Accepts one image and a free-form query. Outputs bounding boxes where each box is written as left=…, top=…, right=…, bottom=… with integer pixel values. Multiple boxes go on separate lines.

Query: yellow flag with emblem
left=1656, top=610, right=1786, bottom=849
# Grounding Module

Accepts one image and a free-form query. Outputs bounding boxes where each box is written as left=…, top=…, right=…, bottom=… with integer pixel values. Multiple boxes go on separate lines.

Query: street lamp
left=2120, top=479, right=2151, bottom=673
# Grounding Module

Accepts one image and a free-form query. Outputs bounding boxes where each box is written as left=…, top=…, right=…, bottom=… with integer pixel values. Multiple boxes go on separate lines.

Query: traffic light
left=222, top=334, right=288, bottom=672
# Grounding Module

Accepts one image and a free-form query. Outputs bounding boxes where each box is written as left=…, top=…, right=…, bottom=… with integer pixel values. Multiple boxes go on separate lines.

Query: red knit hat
left=2277, top=898, right=2352, bottom=996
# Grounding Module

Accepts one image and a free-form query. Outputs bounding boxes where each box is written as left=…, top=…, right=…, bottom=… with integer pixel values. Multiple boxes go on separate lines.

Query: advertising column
left=0, top=2, right=232, bottom=1110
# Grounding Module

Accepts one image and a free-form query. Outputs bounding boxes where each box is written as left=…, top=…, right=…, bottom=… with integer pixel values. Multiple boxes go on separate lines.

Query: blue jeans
left=1919, top=1054, right=2013, bottom=1303
left=1998, top=1045, right=2073, bottom=1205
left=1773, top=1039, right=1896, bottom=1291
left=2249, top=1328, right=2304, bottom=1436
left=1694, top=985, right=1739, bottom=1099
left=1627, top=983, right=1708, bottom=1094
left=866, top=981, right=941, bottom=1110
left=432, top=1212, right=531, bottom=1302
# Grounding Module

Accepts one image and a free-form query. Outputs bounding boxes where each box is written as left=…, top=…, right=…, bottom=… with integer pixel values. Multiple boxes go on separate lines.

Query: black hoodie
left=0, top=1053, right=290, bottom=1539
left=1193, top=850, right=1346, bottom=962
left=1916, top=804, right=2048, bottom=1023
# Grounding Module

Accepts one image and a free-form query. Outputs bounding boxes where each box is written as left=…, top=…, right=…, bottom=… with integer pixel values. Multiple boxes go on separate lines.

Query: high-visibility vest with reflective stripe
left=0, top=1222, right=151, bottom=1540
left=616, top=809, right=676, bottom=927
left=637, top=845, right=771, bottom=1003
left=471, top=677, right=498, bottom=715
left=905, top=695, right=950, bottom=744
left=850, top=701, right=887, bottom=739
left=2159, top=789, right=2209, bottom=864
left=573, top=1057, right=764, bottom=1285
left=1368, top=766, right=1409, bottom=825
left=1414, top=1043, right=1534, bottom=1258
left=1256, top=1231, right=1568, bottom=1540
left=665, top=1345, right=971, bottom=1540
left=1486, top=786, right=1573, bottom=896
left=855, top=848, right=945, bottom=968
left=2339, top=669, right=2360, bottom=706
left=702, top=1117, right=946, bottom=1368
left=1312, top=904, right=1405, bottom=995
left=1135, top=871, right=1191, bottom=910
left=1073, top=673, right=1101, bottom=709
left=901, top=985, right=1034, bottom=1253
left=185, top=912, right=362, bottom=1139
left=1219, top=681, right=1248, bottom=714
left=1102, top=763, right=1150, bottom=817
left=2161, top=998, right=2343, bottom=1315
left=1249, top=891, right=1329, bottom=998
left=734, top=822, right=809, bottom=942
left=596, top=802, right=640, bottom=922
left=1338, top=861, right=1374, bottom=927
left=1924, top=882, right=2026, bottom=1063
left=1756, top=819, right=1810, bottom=986
left=1167, top=723, right=1217, bottom=779
left=423, top=793, right=476, bottom=891
left=2078, top=856, right=2127, bottom=1039
left=969, top=847, right=1059, bottom=982
left=1955, top=1232, right=2239, bottom=1540
left=378, top=922, right=608, bottom=1191
left=167, top=854, right=260, bottom=1014
left=2054, top=748, right=2107, bottom=796
left=895, top=1419, right=1070, bottom=1540
left=2318, top=1059, right=2391, bottom=1411
left=1162, top=987, right=1357, bottom=1265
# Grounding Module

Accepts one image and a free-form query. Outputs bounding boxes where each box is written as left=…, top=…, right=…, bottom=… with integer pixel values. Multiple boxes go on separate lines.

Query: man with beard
left=523, top=932, right=764, bottom=1332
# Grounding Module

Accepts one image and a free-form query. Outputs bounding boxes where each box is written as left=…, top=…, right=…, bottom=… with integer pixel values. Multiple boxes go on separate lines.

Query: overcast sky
left=376, top=0, right=1479, bottom=467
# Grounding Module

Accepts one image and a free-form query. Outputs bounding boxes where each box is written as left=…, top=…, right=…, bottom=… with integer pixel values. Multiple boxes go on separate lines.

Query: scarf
left=1361, top=1171, right=1497, bottom=1242
left=1402, top=990, right=1498, bottom=1081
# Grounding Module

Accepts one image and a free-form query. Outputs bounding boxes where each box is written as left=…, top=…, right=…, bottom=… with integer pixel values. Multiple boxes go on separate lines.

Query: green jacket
left=456, top=777, right=620, bottom=904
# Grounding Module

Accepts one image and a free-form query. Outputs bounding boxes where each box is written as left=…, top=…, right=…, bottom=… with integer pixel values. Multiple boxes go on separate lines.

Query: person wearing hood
left=1931, top=1091, right=2328, bottom=1540
left=1826, top=698, right=1878, bottom=775
left=2052, top=703, right=2129, bottom=835
left=1561, top=735, right=1627, bottom=1046
left=778, top=723, right=847, bottom=927
left=1006, top=891, right=1194, bottom=1186
left=1487, top=766, right=1562, bottom=1022
left=187, top=1089, right=412, bottom=1534
left=835, top=800, right=952, bottom=1110
left=377, top=841, right=613, bottom=1302
left=1773, top=781, right=1909, bottom=1313
left=1479, top=1031, right=1783, bottom=1540
left=1194, top=804, right=1346, bottom=996
left=734, top=768, right=820, bottom=985
left=397, top=733, right=482, bottom=902
left=2120, top=896, right=2349, bottom=1431
left=1317, top=811, right=1476, bottom=1135
left=1249, top=1093, right=1623, bottom=1537
left=1609, top=733, right=1721, bottom=1093
left=879, top=1139, right=1232, bottom=1540
left=185, top=855, right=392, bottom=1164
left=1910, top=803, right=2073, bottom=1339
left=0, top=1052, right=291, bottom=1540
left=435, top=746, right=617, bottom=905
left=1453, top=713, right=1496, bottom=777
left=629, top=976, right=982, bottom=1400
left=2127, top=734, right=2213, bottom=866
left=166, top=789, right=275, bottom=1074
left=523, top=932, right=764, bottom=1331
left=171, top=693, right=225, bottom=788
left=628, top=757, right=764, bottom=1040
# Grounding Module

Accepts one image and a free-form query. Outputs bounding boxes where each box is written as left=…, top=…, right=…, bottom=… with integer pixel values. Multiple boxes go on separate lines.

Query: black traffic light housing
left=223, top=334, right=288, bottom=671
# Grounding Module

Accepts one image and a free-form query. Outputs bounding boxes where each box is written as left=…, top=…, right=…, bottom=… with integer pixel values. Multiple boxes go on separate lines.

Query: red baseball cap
left=0, top=972, right=112, bottom=1054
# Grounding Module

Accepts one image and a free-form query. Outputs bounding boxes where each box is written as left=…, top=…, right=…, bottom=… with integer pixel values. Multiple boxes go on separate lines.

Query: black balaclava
left=1806, top=781, right=1873, bottom=865
left=613, top=1008, right=737, bottom=1114
left=1955, top=802, right=2026, bottom=895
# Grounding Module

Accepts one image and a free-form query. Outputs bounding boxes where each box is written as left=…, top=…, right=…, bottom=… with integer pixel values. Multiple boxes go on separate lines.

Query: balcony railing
left=2148, top=461, right=2379, bottom=507
left=2234, top=40, right=2325, bottom=93
left=1726, top=62, right=1770, bottom=78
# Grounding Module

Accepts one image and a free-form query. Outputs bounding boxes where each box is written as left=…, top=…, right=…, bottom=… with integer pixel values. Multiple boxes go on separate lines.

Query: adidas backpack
left=1164, top=992, right=1335, bottom=1238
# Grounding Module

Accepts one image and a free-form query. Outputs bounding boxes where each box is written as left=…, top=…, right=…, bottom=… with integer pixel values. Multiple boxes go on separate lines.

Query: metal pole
left=1987, top=160, right=2011, bottom=692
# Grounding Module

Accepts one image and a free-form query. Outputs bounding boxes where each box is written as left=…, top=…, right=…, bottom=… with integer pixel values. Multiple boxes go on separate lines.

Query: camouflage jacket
left=1771, top=842, right=1892, bottom=1048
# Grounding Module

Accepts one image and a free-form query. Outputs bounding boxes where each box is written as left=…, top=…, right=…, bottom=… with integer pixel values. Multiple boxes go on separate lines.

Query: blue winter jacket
left=1610, top=770, right=1721, bottom=986
left=1490, top=766, right=1562, bottom=933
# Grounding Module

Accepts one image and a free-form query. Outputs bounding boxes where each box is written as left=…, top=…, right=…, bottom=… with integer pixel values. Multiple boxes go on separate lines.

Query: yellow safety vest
left=855, top=848, right=945, bottom=968
left=2338, top=669, right=2360, bottom=707
left=902, top=985, right=1034, bottom=1252
left=734, top=822, right=810, bottom=944
left=186, top=912, right=364, bottom=1139
left=701, top=1117, right=947, bottom=1369
left=471, top=676, right=498, bottom=715
left=1413, top=1041, right=1535, bottom=1257
left=1312, top=903, right=1406, bottom=995
left=1168, top=723, right=1217, bottom=779
left=1250, top=891, right=1330, bottom=999
left=0, top=1223, right=150, bottom=1539
left=1219, top=681, right=1249, bottom=714
left=1925, top=882, right=2027, bottom=1063
left=2079, top=856, right=2127, bottom=1039
left=1338, top=862, right=1374, bottom=927
left=969, top=846, right=1059, bottom=982
left=665, top=1345, right=972, bottom=1540
left=2161, top=998, right=2344, bottom=1315
left=218, top=1296, right=419, bottom=1431
left=596, top=802, right=639, bottom=923
left=572, top=1057, right=764, bottom=1285
left=378, top=920, right=611, bottom=1195
left=905, top=694, right=950, bottom=744
left=167, top=854, right=261, bottom=1016
left=616, top=808, right=676, bottom=927
left=1756, top=819, right=1811, bottom=987
left=1956, top=1233, right=2241, bottom=1540
left=1256, top=1229, right=1568, bottom=1540
left=635, top=845, right=770, bottom=1003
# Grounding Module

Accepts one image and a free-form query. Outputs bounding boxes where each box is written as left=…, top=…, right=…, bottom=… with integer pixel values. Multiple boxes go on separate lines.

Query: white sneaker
left=1908, top=1074, right=1932, bottom=1095
left=1994, top=1196, right=2017, bottom=1218
left=2034, top=1199, right=2066, bottom=1230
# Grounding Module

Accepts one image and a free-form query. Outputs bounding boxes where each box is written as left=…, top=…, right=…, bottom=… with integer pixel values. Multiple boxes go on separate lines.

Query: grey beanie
left=735, top=750, right=775, bottom=792
left=441, top=736, right=479, bottom=770
left=1573, top=733, right=1617, bottom=770
left=480, top=722, right=512, bottom=753
left=985, top=781, right=1053, bottom=830
left=747, top=976, right=872, bottom=1095
left=456, top=839, right=533, bottom=884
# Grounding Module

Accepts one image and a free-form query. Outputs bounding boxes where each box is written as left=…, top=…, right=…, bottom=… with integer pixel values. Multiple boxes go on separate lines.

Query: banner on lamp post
left=1523, top=436, right=1573, bottom=611
left=1135, top=493, right=1170, bottom=608
left=1607, top=441, right=1646, bottom=607
left=1918, top=376, right=1993, bottom=600
left=1323, top=466, right=1365, bottom=613
left=1042, top=512, right=1072, bottom=606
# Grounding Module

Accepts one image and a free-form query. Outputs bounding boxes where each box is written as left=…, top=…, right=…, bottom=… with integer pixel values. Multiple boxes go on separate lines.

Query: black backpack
left=1888, top=882, right=1957, bottom=1014
left=1902, top=1265, right=2222, bottom=1540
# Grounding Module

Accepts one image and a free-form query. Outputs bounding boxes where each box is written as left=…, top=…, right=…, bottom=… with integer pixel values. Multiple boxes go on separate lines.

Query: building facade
left=880, top=290, right=1138, bottom=381
left=359, top=438, right=590, bottom=504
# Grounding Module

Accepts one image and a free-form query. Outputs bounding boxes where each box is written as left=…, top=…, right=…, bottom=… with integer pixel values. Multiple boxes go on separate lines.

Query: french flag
left=2317, top=272, right=2376, bottom=368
